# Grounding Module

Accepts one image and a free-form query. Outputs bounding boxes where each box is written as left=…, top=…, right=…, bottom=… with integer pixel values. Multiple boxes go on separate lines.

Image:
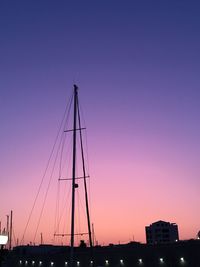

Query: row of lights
left=19, top=257, right=186, bottom=266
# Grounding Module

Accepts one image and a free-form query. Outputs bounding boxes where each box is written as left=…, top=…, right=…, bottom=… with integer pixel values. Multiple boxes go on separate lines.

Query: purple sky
left=0, top=1, right=200, bottom=245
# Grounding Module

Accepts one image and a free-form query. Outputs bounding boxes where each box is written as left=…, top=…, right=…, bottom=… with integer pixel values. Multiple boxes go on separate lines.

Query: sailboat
left=55, top=84, right=93, bottom=267
left=3, top=85, right=95, bottom=267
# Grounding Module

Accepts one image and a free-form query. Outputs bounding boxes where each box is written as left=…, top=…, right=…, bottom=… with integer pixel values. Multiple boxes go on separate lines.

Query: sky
left=0, top=0, right=200, bottom=246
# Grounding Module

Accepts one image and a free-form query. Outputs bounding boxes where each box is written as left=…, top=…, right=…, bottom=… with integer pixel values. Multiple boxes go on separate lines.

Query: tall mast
left=69, top=84, right=92, bottom=266
left=77, top=100, right=93, bottom=248
left=70, top=84, right=78, bottom=267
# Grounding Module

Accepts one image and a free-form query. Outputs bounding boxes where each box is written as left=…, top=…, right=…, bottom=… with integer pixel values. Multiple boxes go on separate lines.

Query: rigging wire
left=79, top=103, right=93, bottom=219
left=54, top=178, right=61, bottom=244
left=77, top=97, right=93, bottom=247
left=60, top=185, right=71, bottom=245
left=55, top=181, right=71, bottom=238
left=33, top=141, right=60, bottom=243
left=54, top=89, right=92, bottom=247
left=33, top=92, right=74, bottom=243
left=12, top=227, right=17, bottom=246
left=53, top=135, right=66, bottom=243
left=21, top=87, right=93, bottom=247
left=79, top=103, right=90, bottom=175
left=77, top=185, right=88, bottom=222
left=20, top=91, right=73, bottom=245
left=77, top=189, right=81, bottom=243
left=54, top=136, right=73, bottom=241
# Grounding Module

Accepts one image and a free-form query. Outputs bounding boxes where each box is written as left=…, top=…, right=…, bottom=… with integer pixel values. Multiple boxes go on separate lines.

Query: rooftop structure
left=145, top=220, right=179, bottom=244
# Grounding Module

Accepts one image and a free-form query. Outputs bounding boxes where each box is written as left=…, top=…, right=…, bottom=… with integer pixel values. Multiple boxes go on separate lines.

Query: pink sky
left=1, top=0, right=200, bottom=247
left=1, top=91, right=200, bottom=246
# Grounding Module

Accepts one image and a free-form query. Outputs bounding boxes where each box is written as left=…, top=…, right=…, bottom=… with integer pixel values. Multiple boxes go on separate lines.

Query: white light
left=39, top=261, right=42, bottom=265
left=25, top=261, right=28, bottom=265
left=32, top=261, right=35, bottom=265
left=77, top=261, right=80, bottom=266
left=19, top=260, right=22, bottom=265
left=65, top=262, right=68, bottom=266
left=120, top=259, right=124, bottom=264
left=138, top=258, right=143, bottom=263
left=180, top=257, right=184, bottom=262
left=160, top=258, right=164, bottom=263
left=51, top=262, right=54, bottom=266
left=175, top=239, right=178, bottom=242
left=90, top=260, right=93, bottom=264
left=105, top=260, right=109, bottom=265
left=0, top=235, right=8, bottom=245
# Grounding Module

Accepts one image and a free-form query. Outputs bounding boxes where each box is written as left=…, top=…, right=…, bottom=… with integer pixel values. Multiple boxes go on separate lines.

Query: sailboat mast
left=9, top=210, right=13, bottom=250
left=70, top=84, right=78, bottom=267
left=77, top=101, right=93, bottom=248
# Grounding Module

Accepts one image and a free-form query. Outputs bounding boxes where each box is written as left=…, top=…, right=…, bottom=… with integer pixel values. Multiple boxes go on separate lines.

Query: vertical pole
left=41, top=233, right=43, bottom=245
left=77, top=101, right=93, bottom=248
left=92, top=223, right=95, bottom=246
left=70, top=85, right=78, bottom=267
left=9, top=210, right=13, bottom=250
left=0, top=221, right=1, bottom=234
left=6, top=215, right=9, bottom=250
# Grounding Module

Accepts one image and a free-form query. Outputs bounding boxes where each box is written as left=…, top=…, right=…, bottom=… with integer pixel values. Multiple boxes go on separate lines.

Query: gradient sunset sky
left=0, top=0, right=200, bottom=245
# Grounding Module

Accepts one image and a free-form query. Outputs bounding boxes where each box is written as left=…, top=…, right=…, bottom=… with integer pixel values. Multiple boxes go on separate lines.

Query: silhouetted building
left=145, top=220, right=179, bottom=244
